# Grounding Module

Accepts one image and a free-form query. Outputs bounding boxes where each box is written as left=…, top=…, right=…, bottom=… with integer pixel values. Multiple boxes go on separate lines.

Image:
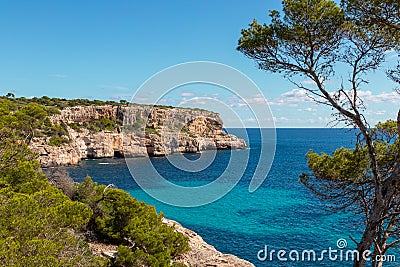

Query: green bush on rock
left=74, top=177, right=190, bottom=265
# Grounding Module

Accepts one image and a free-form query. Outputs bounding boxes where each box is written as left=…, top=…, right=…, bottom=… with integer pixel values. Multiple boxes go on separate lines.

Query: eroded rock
left=163, top=218, right=255, bottom=267
left=30, top=105, right=246, bottom=167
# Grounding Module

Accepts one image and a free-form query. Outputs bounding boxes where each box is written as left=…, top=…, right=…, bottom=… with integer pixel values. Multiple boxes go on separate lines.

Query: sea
left=66, top=128, right=398, bottom=266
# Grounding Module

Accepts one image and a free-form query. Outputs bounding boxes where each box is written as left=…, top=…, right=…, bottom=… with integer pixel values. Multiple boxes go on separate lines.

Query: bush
left=74, top=177, right=190, bottom=266
left=48, top=136, right=70, bottom=146
left=0, top=185, right=105, bottom=267
left=113, top=245, right=171, bottom=267
left=145, top=125, right=160, bottom=136
left=85, top=118, right=121, bottom=133
left=68, top=122, right=83, bottom=133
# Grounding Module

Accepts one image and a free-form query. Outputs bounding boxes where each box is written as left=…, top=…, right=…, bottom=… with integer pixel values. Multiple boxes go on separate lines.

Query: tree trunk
left=353, top=200, right=383, bottom=267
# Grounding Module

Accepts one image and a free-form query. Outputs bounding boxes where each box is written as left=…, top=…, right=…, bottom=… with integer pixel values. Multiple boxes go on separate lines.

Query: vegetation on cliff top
left=2, top=94, right=126, bottom=109
left=1, top=94, right=207, bottom=112
left=0, top=97, right=190, bottom=266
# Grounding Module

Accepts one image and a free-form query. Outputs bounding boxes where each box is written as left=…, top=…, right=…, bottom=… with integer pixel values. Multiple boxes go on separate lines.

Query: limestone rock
left=30, top=137, right=81, bottom=167
left=163, top=218, right=255, bottom=267
left=30, top=105, right=246, bottom=166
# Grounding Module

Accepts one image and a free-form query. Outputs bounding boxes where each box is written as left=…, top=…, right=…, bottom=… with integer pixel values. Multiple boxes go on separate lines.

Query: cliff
left=30, top=105, right=246, bottom=167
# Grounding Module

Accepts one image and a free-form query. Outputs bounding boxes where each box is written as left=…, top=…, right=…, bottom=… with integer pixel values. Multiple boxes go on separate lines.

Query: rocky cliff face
left=30, top=105, right=246, bottom=167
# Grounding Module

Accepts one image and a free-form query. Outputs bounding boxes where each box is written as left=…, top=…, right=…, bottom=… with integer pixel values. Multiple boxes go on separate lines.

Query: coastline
left=89, top=218, right=254, bottom=266
left=163, top=218, right=254, bottom=266
left=30, top=105, right=246, bottom=167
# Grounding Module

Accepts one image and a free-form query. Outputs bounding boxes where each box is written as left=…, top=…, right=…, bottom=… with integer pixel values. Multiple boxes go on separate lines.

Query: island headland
left=30, top=104, right=246, bottom=167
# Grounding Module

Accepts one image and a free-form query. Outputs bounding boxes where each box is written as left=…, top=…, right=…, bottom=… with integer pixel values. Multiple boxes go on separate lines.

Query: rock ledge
left=163, top=218, right=255, bottom=267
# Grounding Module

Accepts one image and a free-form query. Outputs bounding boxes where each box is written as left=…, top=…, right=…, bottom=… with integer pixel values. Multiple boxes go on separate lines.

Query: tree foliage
left=238, top=0, right=344, bottom=80
left=0, top=98, right=107, bottom=266
left=343, top=0, right=399, bottom=32
left=0, top=95, right=126, bottom=110
left=342, top=0, right=400, bottom=87
left=0, top=186, right=100, bottom=267
left=74, top=177, right=190, bottom=266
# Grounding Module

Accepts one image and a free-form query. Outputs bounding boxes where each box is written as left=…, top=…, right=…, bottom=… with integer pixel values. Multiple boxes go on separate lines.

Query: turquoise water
left=67, top=129, right=397, bottom=266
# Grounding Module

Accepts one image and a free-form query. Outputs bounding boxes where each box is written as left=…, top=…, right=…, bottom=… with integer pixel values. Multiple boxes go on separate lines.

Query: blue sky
left=0, top=0, right=398, bottom=127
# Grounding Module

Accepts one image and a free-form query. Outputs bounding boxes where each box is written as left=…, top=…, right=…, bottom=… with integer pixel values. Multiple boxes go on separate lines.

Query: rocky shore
left=163, top=218, right=255, bottom=267
left=88, top=218, right=254, bottom=267
left=30, top=105, right=246, bottom=167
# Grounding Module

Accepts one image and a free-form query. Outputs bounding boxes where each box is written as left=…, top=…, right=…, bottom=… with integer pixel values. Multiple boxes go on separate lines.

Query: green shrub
left=0, top=95, right=125, bottom=110
left=48, top=136, right=70, bottom=146
left=74, top=177, right=190, bottom=266
left=68, top=122, right=83, bottom=133
left=40, top=120, right=71, bottom=146
left=145, top=125, right=161, bottom=136
left=85, top=118, right=121, bottom=133
left=113, top=245, right=172, bottom=267
left=0, top=186, right=105, bottom=267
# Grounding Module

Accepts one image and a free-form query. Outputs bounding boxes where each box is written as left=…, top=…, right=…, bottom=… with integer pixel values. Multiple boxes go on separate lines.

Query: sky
left=0, top=0, right=399, bottom=127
